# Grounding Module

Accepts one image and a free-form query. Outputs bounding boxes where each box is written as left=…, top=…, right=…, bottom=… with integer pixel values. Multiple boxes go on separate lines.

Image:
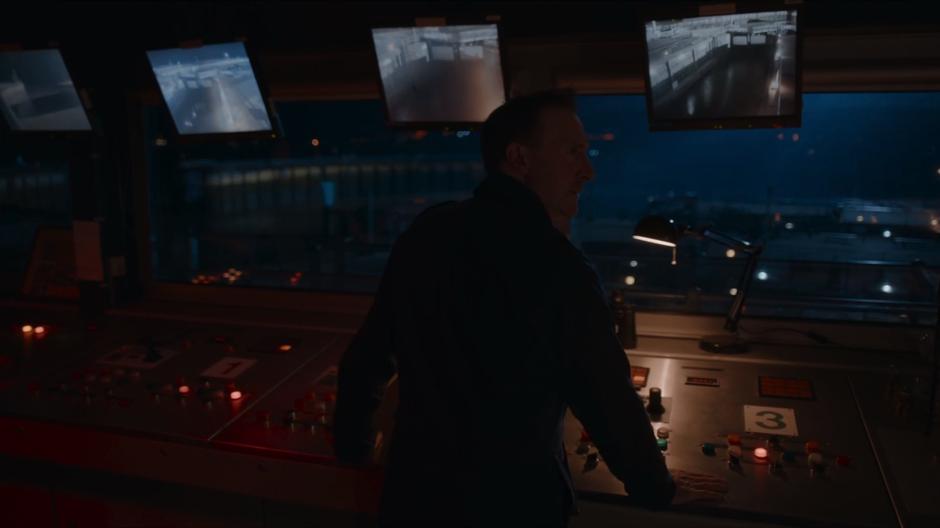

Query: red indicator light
left=34, top=326, right=46, bottom=335
left=754, top=447, right=768, bottom=460
left=229, top=390, right=242, bottom=401
left=21, top=325, right=34, bottom=334
left=178, top=385, right=191, bottom=395
left=278, top=344, right=292, bottom=352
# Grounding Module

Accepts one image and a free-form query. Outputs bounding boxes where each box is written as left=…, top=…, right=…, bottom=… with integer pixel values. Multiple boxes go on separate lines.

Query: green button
left=701, top=443, right=716, bottom=456
left=657, top=438, right=668, bottom=451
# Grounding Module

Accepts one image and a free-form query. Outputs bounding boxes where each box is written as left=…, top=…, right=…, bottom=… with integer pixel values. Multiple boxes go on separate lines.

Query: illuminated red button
left=805, top=441, right=821, bottom=454
left=835, top=455, right=851, bottom=467
left=178, top=385, right=191, bottom=395
left=278, top=344, right=293, bottom=352
left=754, top=447, right=769, bottom=460
left=229, top=390, right=243, bottom=401
left=34, top=326, right=46, bottom=335
left=21, top=325, right=34, bottom=334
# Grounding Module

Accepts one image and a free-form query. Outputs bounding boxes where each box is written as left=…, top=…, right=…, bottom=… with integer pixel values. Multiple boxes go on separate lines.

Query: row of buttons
left=709, top=434, right=851, bottom=477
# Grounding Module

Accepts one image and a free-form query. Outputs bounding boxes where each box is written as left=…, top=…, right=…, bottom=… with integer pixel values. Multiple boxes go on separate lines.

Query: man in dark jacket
left=334, top=91, right=723, bottom=527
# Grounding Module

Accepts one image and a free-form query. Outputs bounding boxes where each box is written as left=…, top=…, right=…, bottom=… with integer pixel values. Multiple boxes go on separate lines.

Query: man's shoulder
left=557, top=238, right=603, bottom=286
left=404, top=200, right=466, bottom=237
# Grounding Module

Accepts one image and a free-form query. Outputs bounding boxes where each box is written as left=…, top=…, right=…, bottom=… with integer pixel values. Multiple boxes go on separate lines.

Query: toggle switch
left=809, top=452, right=825, bottom=477
left=727, top=445, right=742, bottom=467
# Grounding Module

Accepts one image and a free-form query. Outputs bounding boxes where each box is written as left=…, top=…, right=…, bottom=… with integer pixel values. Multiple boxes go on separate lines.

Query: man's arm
left=333, top=248, right=400, bottom=465
left=562, top=261, right=675, bottom=508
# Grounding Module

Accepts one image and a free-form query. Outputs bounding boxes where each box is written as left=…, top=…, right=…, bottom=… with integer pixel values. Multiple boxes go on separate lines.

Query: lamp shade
left=633, top=215, right=681, bottom=247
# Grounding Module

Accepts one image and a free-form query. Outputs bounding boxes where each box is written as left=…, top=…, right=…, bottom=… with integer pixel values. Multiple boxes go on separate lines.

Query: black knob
left=647, top=387, right=665, bottom=415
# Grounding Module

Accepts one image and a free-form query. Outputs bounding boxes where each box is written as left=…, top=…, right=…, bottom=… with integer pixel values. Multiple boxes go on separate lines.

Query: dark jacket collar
left=474, top=172, right=553, bottom=230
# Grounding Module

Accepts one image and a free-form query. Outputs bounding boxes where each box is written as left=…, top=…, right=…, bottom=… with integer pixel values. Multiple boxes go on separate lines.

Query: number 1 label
left=744, top=405, right=799, bottom=436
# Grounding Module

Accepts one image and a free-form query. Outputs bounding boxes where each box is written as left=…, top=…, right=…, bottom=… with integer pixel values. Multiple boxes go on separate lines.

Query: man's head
left=480, top=91, right=595, bottom=232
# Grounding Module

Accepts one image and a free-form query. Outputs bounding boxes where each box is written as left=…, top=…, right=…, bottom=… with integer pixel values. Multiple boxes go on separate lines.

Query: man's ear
left=504, top=142, right=528, bottom=176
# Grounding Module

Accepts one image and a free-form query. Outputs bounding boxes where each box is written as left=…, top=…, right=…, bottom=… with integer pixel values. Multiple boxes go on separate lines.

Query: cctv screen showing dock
left=0, top=49, right=92, bottom=132
left=371, top=24, right=507, bottom=124
left=146, top=42, right=272, bottom=135
left=644, top=9, right=799, bottom=128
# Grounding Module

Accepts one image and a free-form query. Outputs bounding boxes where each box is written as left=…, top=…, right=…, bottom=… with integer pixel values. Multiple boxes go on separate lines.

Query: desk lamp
left=633, top=215, right=763, bottom=353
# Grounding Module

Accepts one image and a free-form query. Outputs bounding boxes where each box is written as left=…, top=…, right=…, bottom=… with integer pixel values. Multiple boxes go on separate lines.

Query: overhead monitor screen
left=0, top=49, right=92, bottom=131
left=146, top=42, right=272, bottom=135
left=371, top=24, right=506, bottom=124
left=644, top=9, right=799, bottom=128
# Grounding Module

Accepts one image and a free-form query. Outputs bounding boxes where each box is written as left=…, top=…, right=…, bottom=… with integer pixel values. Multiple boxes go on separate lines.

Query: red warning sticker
left=686, top=376, right=720, bottom=387
left=631, top=366, right=650, bottom=389
left=759, top=376, right=815, bottom=400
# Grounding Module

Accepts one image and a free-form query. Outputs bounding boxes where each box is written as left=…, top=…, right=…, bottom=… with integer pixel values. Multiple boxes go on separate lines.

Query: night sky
left=269, top=93, right=939, bottom=218
left=577, top=93, right=940, bottom=216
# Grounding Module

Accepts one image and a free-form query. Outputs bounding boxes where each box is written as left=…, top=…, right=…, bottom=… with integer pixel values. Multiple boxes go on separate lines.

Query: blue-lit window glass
left=147, top=93, right=939, bottom=324
left=575, top=93, right=940, bottom=324
left=147, top=100, right=484, bottom=292
left=0, top=145, right=72, bottom=294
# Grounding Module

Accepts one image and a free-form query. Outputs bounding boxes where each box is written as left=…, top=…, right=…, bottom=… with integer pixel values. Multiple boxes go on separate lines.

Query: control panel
left=566, top=355, right=899, bottom=527
left=212, top=335, right=352, bottom=460
left=1, top=317, right=337, bottom=443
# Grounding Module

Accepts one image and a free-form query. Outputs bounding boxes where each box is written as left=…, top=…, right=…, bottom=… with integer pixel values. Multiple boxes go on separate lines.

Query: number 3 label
left=744, top=405, right=799, bottom=436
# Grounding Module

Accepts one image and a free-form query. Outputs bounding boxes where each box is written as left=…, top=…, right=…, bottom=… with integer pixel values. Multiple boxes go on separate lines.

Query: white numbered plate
left=744, top=405, right=798, bottom=437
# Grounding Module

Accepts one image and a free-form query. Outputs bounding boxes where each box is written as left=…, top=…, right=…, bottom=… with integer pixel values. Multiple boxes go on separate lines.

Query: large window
left=147, top=100, right=484, bottom=292
left=575, top=93, right=939, bottom=324
left=147, top=93, right=939, bottom=324
left=0, top=143, right=71, bottom=295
